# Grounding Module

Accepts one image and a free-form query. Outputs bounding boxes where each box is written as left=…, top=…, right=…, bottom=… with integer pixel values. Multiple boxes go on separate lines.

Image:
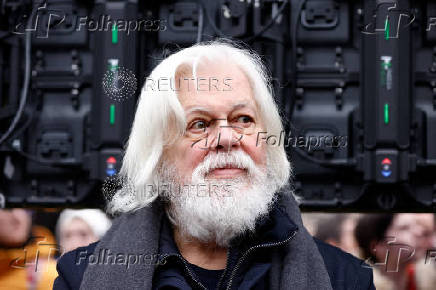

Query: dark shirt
left=152, top=216, right=246, bottom=289
left=187, top=262, right=224, bottom=290
left=152, top=207, right=294, bottom=290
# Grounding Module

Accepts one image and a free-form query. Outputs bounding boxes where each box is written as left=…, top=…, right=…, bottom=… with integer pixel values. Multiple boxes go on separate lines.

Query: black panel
left=0, top=0, right=436, bottom=212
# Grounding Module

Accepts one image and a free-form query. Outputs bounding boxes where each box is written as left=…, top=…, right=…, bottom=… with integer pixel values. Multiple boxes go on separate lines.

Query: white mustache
left=192, top=151, right=259, bottom=180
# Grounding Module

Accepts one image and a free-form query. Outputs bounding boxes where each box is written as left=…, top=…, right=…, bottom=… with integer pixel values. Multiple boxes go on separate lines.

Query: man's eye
left=236, top=115, right=254, bottom=124
left=190, top=120, right=208, bottom=130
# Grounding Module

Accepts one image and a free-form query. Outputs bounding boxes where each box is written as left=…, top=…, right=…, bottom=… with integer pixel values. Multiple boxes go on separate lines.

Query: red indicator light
left=381, top=158, right=392, bottom=165
left=106, top=156, right=117, bottom=164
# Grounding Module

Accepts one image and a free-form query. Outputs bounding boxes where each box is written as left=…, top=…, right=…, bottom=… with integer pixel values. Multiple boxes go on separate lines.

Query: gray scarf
left=80, top=193, right=332, bottom=289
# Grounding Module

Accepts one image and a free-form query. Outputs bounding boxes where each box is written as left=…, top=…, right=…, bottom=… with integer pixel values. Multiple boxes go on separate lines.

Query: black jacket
left=54, top=238, right=374, bottom=290
left=54, top=204, right=375, bottom=290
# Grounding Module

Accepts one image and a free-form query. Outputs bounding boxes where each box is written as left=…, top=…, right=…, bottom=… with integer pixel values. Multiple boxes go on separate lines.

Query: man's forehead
left=184, top=100, right=257, bottom=115
left=175, top=60, right=258, bottom=114
left=176, top=60, right=252, bottom=90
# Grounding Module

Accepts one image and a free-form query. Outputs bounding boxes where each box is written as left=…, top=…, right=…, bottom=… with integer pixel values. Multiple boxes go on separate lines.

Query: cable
left=199, top=0, right=288, bottom=41
left=289, top=0, right=307, bottom=121
left=6, top=141, right=81, bottom=167
left=287, top=0, right=355, bottom=169
left=4, top=104, right=81, bottom=168
left=3, top=107, right=80, bottom=167
left=244, top=0, right=289, bottom=43
left=7, top=105, right=35, bottom=141
left=5, top=119, right=82, bottom=168
left=196, top=2, right=204, bottom=43
left=199, top=0, right=227, bottom=38
left=3, top=102, right=82, bottom=167
left=0, top=1, right=42, bottom=145
left=0, top=1, right=78, bottom=168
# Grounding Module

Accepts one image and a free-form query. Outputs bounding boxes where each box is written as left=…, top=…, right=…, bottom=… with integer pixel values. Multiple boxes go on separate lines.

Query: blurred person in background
left=315, top=214, right=360, bottom=257
left=56, top=209, right=111, bottom=253
left=413, top=214, right=436, bottom=290
left=355, top=213, right=435, bottom=290
left=0, top=208, right=58, bottom=290
left=412, top=214, right=435, bottom=260
left=300, top=212, right=326, bottom=235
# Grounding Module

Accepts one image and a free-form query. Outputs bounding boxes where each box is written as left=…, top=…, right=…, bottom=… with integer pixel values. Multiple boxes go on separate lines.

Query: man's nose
left=208, top=121, right=241, bottom=152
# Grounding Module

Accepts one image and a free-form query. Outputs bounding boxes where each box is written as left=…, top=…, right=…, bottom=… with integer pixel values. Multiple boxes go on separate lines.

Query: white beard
left=157, top=150, right=281, bottom=247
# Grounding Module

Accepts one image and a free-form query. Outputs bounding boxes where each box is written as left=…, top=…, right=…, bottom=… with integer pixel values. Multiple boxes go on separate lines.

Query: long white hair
left=107, top=39, right=292, bottom=215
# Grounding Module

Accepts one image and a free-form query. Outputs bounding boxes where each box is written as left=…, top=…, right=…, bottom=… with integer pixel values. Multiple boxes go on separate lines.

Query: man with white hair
left=54, top=40, right=375, bottom=290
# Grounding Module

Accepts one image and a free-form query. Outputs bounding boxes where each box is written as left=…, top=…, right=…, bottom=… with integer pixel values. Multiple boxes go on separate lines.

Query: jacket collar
left=81, top=191, right=333, bottom=290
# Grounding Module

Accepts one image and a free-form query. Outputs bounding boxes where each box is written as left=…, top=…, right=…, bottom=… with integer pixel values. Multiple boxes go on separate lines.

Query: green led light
left=112, top=24, right=118, bottom=44
left=384, top=103, right=389, bottom=124
left=108, top=59, right=119, bottom=71
left=110, top=104, right=115, bottom=125
left=385, top=17, right=389, bottom=40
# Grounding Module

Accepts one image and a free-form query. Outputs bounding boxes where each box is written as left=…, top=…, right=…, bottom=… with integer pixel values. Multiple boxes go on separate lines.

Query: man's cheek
left=186, top=151, right=207, bottom=172
left=248, top=133, right=265, bottom=148
left=243, top=137, right=267, bottom=164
